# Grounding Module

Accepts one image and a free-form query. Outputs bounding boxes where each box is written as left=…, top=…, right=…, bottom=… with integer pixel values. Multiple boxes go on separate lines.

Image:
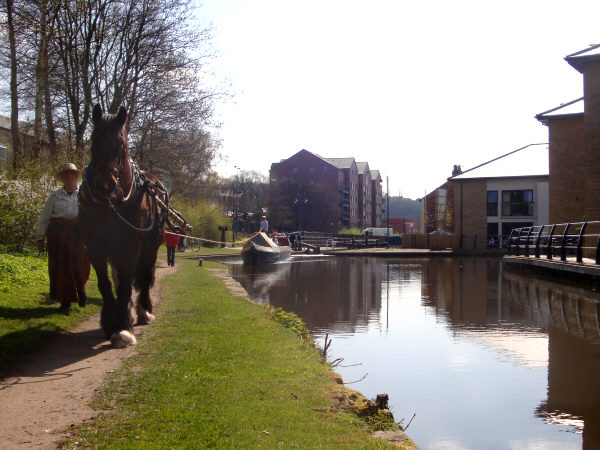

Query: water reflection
left=233, top=257, right=382, bottom=335
left=229, top=257, right=600, bottom=449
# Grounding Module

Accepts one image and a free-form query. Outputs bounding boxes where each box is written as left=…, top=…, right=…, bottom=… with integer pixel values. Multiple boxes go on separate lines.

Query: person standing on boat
left=259, top=215, right=269, bottom=234
left=37, top=163, right=90, bottom=312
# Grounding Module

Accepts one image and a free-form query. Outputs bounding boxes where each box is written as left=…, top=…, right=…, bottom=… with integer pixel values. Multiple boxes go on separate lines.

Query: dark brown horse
left=79, top=104, right=167, bottom=347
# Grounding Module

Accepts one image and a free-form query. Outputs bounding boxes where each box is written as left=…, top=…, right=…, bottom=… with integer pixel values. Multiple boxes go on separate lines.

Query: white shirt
left=37, top=186, right=80, bottom=237
left=260, top=220, right=269, bottom=233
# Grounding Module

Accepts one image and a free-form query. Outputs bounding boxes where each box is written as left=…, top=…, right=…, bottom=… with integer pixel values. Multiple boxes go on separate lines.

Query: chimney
left=452, top=165, right=462, bottom=177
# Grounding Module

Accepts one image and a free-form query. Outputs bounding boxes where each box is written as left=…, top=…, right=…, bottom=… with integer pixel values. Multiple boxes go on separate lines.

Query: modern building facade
left=422, top=144, right=549, bottom=246
left=269, top=149, right=383, bottom=232
left=535, top=44, right=600, bottom=224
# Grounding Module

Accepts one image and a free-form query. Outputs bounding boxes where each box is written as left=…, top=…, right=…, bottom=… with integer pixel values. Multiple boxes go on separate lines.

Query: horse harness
left=79, top=159, right=186, bottom=233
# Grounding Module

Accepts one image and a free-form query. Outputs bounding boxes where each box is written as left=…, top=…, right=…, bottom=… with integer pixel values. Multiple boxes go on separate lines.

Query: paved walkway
left=503, top=254, right=600, bottom=281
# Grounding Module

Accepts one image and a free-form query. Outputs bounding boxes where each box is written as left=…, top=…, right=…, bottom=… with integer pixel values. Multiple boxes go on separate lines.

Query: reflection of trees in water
left=231, top=258, right=382, bottom=333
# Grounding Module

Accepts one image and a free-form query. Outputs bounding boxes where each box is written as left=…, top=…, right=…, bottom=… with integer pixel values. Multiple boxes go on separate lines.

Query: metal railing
left=506, top=221, right=600, bottom=264
left=297, top=231, right=389, bottom=249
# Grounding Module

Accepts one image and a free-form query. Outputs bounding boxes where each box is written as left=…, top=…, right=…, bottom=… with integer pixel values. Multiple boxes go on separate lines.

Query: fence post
left=534, top=225, right=544, bottom=258
left=507, top=229, right=514, bottom=255
left=577, top=221, right=588, bottom=263
left=515, top=228, right=523, bottom=256
left=560, top=223, right=571, bottom=261
left=547, top=224, right=556, bottom=259
left=525, top=227, right=533, bottom=257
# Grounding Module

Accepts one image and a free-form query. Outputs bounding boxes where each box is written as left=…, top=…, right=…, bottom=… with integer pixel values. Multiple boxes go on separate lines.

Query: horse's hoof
left=136, top=311, right=155, bottom=326
left=110, top=330, right=137, bottom=348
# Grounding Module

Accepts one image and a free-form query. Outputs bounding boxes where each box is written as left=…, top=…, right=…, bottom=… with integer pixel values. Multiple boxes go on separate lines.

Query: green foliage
left=0, top=251, right=48, bottom=292
left=271, top=308, right=312, bottom=342
left=387, top=196, right=421, bottom=220
left=359, top=409, right=399, bottom=432
left=170, top=196, right=232, bottom=245
left=340, top=227, right=363, bottom=235
left=0, top=164, right=56, bottom=252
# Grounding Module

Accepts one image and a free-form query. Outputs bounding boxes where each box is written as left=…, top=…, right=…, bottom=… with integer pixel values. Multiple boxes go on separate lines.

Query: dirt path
left=0, top=262, right=176, bottom=449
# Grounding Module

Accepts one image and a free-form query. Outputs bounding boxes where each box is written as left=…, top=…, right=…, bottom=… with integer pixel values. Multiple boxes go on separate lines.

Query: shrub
left=0, top=165, right=56, bottom=252
left=170, top=197, right=232, bottom=246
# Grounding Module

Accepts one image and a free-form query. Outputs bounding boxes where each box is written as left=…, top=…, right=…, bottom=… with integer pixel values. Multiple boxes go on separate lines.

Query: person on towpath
left=164, top=228, right=181, bottom=267
left=37, top=163, right=90, bottom=312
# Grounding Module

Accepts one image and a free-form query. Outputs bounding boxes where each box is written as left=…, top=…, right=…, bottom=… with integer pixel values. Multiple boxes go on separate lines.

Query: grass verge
left=62, top=258, right=399, bottom=449
left=0, top=251, right=102, bottom=371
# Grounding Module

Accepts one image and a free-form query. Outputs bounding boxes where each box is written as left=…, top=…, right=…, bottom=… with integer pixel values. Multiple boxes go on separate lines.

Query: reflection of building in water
left=506, top=271, right=600, bottom=449
left=421, top=257, right=600, bottom=338
left=537, top=331, right=600, bottom=449
left=421, top=257, right=491, bottom=326
left=423, top=258, right=600, bottom=447
left=231, top=257, right=383, bottom=333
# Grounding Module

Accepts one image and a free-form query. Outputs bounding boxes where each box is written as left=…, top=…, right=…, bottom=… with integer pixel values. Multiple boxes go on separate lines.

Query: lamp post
left=232, top=166, right=242, bottom=246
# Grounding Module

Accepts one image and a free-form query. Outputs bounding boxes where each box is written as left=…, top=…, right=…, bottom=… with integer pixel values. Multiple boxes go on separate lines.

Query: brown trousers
left=47, top=218, right=90, bottom=304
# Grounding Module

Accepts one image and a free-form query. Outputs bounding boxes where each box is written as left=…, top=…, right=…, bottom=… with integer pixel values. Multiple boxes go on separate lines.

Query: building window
left=309, top=167, right=314, bottom=173
left=293, top=167, right=298, bottom=173
left=323, top=166, right=327, bottom=172
left=0, top=143, right=5, bottom=160
left=487, top=191, right=498, bottom=216
left=502, top=190, right=533, bottom=216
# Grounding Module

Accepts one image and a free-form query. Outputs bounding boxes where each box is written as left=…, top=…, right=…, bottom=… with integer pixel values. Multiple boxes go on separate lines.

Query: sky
left=197, top=0, right=600, bottom=199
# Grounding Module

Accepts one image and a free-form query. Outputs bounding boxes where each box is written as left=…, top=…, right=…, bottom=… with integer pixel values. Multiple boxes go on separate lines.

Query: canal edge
left=206, top=266, right=419, bottom=449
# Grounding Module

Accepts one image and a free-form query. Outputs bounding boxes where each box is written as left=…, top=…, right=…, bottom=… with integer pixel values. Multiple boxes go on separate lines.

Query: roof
left=565, top=44, right=600, bottom=73
left=324, top=157, right=356, bottom=169
left=371, top=169, right=382, bottom=182
left=0, top=115, right=35, bottom=136
left=449, top=143, right=549, bottom=181
left=280, top=149, right=338, bottom=170
left=356, top=161, right=369, bottom=175
left=535, top=97, right=584, bottom=124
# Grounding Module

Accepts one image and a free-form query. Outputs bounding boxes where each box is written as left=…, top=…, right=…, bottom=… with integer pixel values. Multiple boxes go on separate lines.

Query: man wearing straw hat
left=37, top=163, right=90, bottom=312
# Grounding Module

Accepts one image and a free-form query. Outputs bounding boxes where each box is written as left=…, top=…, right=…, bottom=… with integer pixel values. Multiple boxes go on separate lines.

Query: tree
left=5, top=0, right=22, bottom=168
left=0, top=0, right=221, bottom=176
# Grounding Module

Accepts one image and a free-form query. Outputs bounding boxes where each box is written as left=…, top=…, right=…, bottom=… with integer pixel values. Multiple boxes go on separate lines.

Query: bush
left=0, top=165, right=56, bottom=252
left=170, top=197, right=232, bottom=246
left=339, top=227, right=363, bottom=235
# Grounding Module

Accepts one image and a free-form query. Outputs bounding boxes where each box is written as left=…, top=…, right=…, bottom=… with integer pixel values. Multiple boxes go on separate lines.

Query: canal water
left=228, top=256, right=600, bottom=450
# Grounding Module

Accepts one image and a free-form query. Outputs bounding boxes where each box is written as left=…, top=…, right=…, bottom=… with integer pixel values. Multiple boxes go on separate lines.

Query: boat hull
left=241, top=232, right=291, bottom=265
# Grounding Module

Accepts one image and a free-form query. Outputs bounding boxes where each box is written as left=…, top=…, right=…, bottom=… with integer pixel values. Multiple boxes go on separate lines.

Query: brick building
left=422, top=144, right=549, bottom=246
left=356, top=162, right=371, bottom=228
left=535, top=44, right=600, bottom=223
left=324, top=157, right=360, bottom=228
left=269, top=149, right=383, bottom=232
left=370, top=170, right=384, bottom=227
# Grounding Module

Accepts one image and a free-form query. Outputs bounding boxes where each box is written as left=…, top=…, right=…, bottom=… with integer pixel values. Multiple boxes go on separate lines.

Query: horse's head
left=87, top=104, right=131, bottom=202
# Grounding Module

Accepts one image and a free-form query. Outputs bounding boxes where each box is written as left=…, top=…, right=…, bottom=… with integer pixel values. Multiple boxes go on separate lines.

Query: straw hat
left=56, top=162, right=82, bottom=181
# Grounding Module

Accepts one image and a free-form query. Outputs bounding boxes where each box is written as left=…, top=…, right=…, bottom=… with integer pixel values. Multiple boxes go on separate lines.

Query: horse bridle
left=80, top=159, right=164, bottom=233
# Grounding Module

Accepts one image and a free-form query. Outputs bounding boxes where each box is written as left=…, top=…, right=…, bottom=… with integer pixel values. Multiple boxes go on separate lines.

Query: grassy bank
left=0, top=251, right=102, bottom=370
left=63, top=258, right=405, bottom=448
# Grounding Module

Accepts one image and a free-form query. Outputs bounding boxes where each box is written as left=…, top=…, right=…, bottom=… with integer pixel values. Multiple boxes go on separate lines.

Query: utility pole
left=386, top=176, right=390, bottom=247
